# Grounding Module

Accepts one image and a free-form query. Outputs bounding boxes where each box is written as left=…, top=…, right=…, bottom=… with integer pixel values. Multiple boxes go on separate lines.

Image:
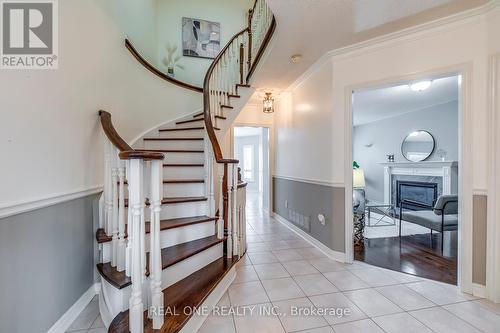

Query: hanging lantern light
left=263, top=92, right=274, bottom=113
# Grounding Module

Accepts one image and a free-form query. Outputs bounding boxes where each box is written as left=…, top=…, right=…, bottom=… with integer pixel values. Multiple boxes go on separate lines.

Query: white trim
left=287, top=1, right=499, bottom=92
left=486, top=53, right=500, bottom=303
left=472, top=283, right=487, bottom=298
left=273, top=174, right=344, bottom=188
left=46, top=283, right=99, bottom=333
left=344, top=64, right=474, bottom=294
left=273, top=213, right=346, bottom=263
left=0, top=186, right=103, bottom=219
left=473, top=189, right=488, bottom=196
left=129, top=108, right=203, bottom=146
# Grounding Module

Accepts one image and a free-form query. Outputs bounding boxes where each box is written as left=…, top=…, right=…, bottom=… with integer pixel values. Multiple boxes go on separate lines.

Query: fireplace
left=396, top=180, right=438, bottom=210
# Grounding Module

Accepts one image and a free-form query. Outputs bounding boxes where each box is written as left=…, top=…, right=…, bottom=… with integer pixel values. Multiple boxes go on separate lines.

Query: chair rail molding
left=0, top=186, right=103, bottom=219
left=272, top=174, right=344, bottom=188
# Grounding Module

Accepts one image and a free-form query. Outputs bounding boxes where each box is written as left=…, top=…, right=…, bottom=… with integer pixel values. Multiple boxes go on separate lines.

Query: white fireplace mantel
left=378, top=161, right=458, bottom=204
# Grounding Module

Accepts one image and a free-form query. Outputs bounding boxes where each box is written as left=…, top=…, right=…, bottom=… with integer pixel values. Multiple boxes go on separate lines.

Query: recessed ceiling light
left=409, top=80, right=432, bottom=92
left=290, top=54, right=302, bottom=63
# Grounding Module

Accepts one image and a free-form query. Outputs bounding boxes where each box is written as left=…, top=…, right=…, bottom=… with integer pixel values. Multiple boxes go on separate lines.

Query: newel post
left=127, top=158, right=145, bottom=333
left=225, top=163, right=233, bottom=258
left=117, top=161, right=126, bottom=271
left=217, top=164, right=225, bottom=240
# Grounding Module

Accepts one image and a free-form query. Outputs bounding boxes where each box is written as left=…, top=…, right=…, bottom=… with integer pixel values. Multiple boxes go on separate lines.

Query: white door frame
left=486, top=53, right=500, bottom=302
left=230, top=123, right=274, bottom=216
left=344, top=63, right=474, bottom=293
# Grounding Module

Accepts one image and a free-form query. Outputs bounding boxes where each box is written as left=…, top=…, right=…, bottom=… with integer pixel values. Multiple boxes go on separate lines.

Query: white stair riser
left=163, top=183, right=205, bottom=197
left=100, top=220, right=215, bottom=263
left=159, top=129, right=205, bottom=138
left=162, top=166, right=205, bottom=178
left=161, top=242, right=222, bottom=289
left=164, top=152, right=205, bottom=164
left=159, top=200, right=207, bottom=219
left=101, top=243, right=223, bottom=310
left=144, top=140, right=204, bottom=150
left=175, top=120, right=205, bottom=128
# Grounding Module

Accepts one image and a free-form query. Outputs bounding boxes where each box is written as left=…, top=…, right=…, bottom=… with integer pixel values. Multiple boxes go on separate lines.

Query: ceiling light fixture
left=409, top=80, right=432, bottom=92
left=290, top=54, right=302, bottom=63
left=263, top=92, right=274, bottom=113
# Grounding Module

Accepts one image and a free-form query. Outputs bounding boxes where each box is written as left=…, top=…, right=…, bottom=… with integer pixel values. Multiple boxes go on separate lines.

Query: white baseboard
left=472, top=283, right=486, bottom=298
left=47, top=283, right=100, bottom=333
left=273, top=213, right=346, bottom=263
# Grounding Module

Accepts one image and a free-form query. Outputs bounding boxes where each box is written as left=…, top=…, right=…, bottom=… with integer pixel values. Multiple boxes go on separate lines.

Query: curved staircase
left=96, top=1, right=275, bottom=332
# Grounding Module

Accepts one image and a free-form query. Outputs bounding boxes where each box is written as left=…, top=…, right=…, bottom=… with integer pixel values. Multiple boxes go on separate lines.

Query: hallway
left=197, top=198, right=500, bottom=333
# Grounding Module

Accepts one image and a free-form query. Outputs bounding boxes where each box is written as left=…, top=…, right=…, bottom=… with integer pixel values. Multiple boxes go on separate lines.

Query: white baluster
left=104, top=140, right=113, bottom=235
left=125, top=160, right=133, bottom=277
left=111, top=149, right=119, bottom=267
left=226, top=165, right=233, bottom=258
left=128, top=159, right=144, bottom=333
left=117, top=161, right=126, bottom=271
left=149, top=160, right=164, bottom=329
left=217, top=165, right=224, bottom=240
left=232, top=164, right=239, bottom=257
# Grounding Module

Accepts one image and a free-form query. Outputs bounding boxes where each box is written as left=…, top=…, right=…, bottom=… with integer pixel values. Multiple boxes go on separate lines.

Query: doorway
left=350, top=74, right=462, bottom=285
left=233, top=126, right=270, bottom=216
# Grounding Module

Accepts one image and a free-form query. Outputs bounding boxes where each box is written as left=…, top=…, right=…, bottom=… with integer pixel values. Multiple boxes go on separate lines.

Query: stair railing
left=99, top=111, right=165, bottom=331
left=203, top=0, right=275, bottom=259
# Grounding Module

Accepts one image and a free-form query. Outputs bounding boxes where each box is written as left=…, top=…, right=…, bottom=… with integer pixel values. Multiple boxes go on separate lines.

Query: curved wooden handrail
left=99, top=110, right=133, bottom=151
left=203, top=28, right=249, bottom=163
left=125, top=39, right=203, bottom=93
left=99, top=110, right=165, bottom=161
left=119, top=150, right=164, bottom=160
left=247, top=16, right=276, bottom=82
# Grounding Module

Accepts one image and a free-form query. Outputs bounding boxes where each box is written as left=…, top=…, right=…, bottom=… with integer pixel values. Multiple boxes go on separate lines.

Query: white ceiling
left=353, top=75, right=459, bottom=126
left=253, top=0, right=487, bottom=91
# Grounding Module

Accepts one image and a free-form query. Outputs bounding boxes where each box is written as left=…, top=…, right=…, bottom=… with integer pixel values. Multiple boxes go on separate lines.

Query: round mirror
left=401, top=130, right=435, bottom=162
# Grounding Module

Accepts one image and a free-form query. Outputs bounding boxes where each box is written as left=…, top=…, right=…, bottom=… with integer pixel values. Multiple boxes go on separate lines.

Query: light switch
left=318, top=214, right=326, bottom=226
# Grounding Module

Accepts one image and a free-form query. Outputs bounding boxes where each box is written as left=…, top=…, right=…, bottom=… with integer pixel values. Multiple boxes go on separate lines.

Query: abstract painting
left=182, top=17, right=220, bottom=59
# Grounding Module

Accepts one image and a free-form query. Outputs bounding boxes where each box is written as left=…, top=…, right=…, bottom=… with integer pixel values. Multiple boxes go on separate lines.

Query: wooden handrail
left=125, top=39, right=203, bottom=93
left=99, top=110, right=165, bottom=161
left=203, top=28, right=249, bottom=162
left=99, top=110, right=133, bottom=152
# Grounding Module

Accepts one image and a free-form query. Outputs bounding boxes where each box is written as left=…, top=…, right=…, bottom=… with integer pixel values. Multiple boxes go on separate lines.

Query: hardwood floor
left=354, top=231, right=457, bottom=285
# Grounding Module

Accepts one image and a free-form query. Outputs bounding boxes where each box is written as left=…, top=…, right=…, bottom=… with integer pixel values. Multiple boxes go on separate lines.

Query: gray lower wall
left=273, top=176, right=345, bottom=253
left=0, top=194, right=98, bottom=333
left=473, top=194, right=487, bottom=285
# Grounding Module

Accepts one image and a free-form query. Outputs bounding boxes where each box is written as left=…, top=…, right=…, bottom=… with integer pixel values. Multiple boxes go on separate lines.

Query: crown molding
left=287, top=0, right=499, bottom=92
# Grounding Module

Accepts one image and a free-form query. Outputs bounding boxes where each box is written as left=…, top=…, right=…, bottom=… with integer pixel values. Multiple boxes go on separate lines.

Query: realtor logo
left=1, top=0, right=58, bottom=69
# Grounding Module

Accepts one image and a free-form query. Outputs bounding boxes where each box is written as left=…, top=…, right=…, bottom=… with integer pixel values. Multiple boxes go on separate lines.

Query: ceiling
left=353, top=75, right=459, bottom=126
left=253, top=0, right=488, bottom=91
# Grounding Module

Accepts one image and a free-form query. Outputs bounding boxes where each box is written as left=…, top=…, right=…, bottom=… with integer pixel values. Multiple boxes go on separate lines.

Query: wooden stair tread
left=97, top=236, right=226, bottom=290
left=215, top=115, right=227, bottom=120
left=159, top=127, right=204, bottom=132
left=96, top=216, right=218, bottom=244
left=108, top=256, right=238, bottom=332
left=136, top=149, right=204, bottom=153
left=163, top=163, right=204, bottom=167
left=228, top=94, right=241, bottom=98
left=143, top=137, right=203, bottom=141
left=176, top=118, right=204, bottom=125
left=236, top=83, right=251, bottom=88
left=220, top=105, right=233, bottom=109
left=193, top=112, right=204, bottom=118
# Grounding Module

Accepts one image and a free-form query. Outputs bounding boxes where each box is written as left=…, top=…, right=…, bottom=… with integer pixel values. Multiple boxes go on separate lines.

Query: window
left=243, top=145, right=254, bottom=181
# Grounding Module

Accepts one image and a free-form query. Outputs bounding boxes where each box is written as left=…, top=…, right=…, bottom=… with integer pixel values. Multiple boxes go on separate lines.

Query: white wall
left=155, top=0, right=253, bottom=86
left=274, top=60, right=336, bottom=184
left=0, top=0, right=203, bottom=206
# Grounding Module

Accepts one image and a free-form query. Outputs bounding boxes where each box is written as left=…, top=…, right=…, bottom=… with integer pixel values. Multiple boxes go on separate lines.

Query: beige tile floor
left=68, top=193, right=500, bottom=333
